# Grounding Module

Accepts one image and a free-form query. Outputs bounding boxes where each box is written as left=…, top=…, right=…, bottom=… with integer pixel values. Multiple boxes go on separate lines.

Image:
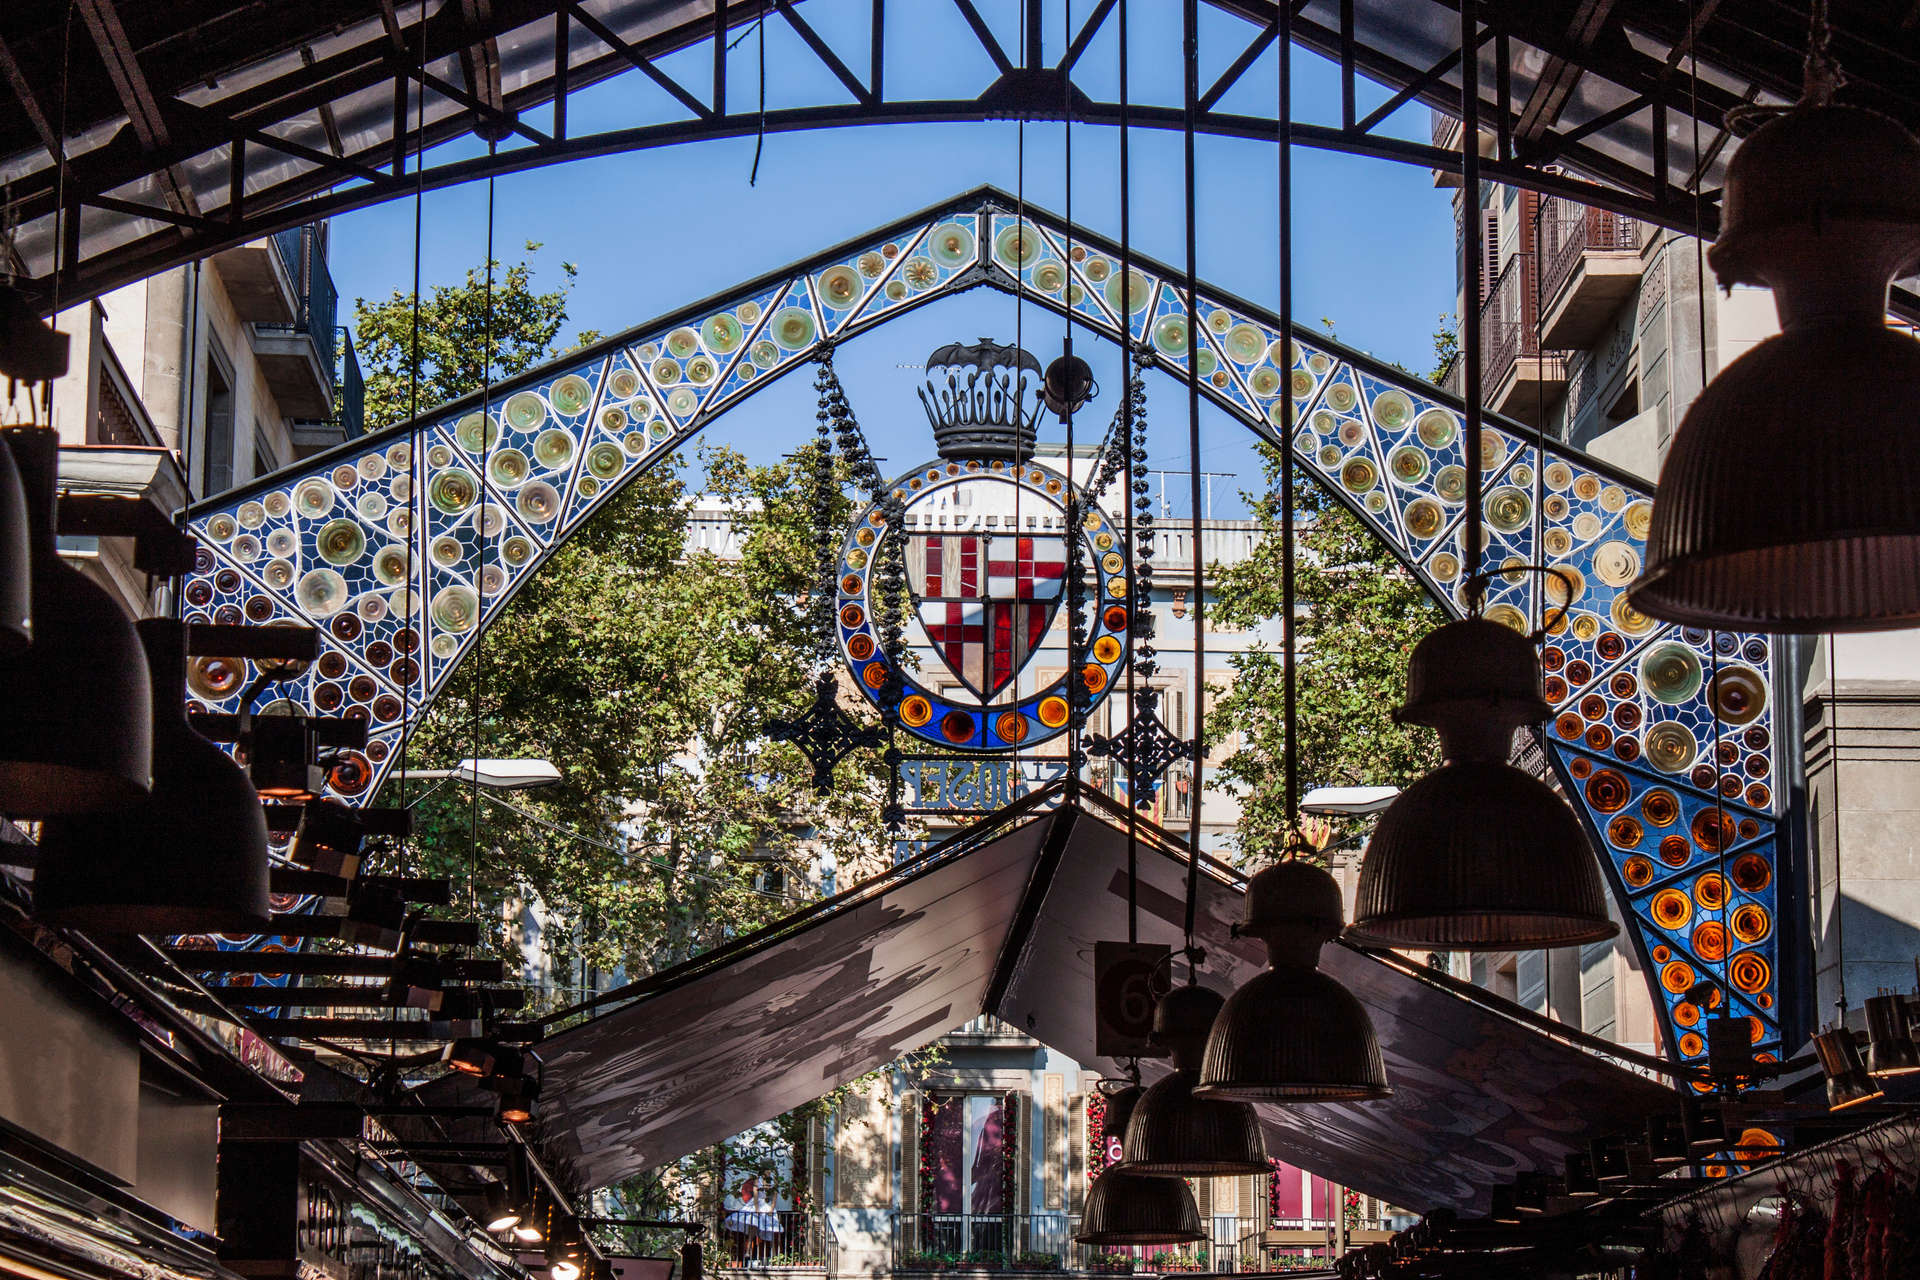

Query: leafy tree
left=355, top=256, right=935, bottom=1223
left=1207, top=445, right=1443, bottom=864
left=355, top=256, right=902, bottom=991
left=354, top=242, right=597, bottom=432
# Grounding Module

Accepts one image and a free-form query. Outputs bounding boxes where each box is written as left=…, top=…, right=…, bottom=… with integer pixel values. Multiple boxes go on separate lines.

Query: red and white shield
left=907, top=533, right=1066, bottom=700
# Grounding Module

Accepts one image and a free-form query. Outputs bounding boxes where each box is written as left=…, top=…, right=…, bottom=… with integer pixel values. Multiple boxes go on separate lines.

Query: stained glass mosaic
left=182, top=192, right=1787, bottom=1062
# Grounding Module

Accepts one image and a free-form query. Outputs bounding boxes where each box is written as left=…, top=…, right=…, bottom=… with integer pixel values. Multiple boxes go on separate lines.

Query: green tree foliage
left=355, top=254, right=899, bottom=998
left=1207, top=445, right=1443, bottom=864
left=354, top=242, right=592, bottom=433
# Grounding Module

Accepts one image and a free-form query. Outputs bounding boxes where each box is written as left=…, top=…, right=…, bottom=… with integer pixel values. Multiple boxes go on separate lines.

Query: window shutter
left=901, top=1092, right=920, bottom=1217
left=1479, top=208, right=1501, bottom=304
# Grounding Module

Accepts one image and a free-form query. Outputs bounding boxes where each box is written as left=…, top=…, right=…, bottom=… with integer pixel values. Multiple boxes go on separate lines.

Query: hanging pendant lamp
left=0, top=433, right=30, bottom=659
left=1347, top=619, right=1617, bottom=949
left=1117, top=984, right=1269, bottom=1177
left=1077, top=1085, right=1205, bottom=1244
left=1629, top=84, right=1920, bottom=630
left=1196, top=858, right=1388, bottom=1102
left=1813, top=1027, right=1883, bottom=1110
left=1864, top=993, right=1920, bottom=1077
left=33, top=618, right=270, bottom=933
left=0, top=427, right=151, bottom=815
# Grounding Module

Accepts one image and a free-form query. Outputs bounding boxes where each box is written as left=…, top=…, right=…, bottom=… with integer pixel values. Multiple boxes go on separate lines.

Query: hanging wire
left=1684, top=0, right=1743, bottom=1056
left=1117, top=0, right=1138, bottom=945
left=1277, top=0, right=1299, bottom=853
left=1826, top=633, right=1848, bottom=1021
left=1178, top=0, right=1206, bottom=954
left=398, top=5, right=429, bottom=876
left=1060, top=0, right=1085, bottom=781
left=468, top=161, right=498, bottom=922
left=1458, top=0, right=1487, bottom=617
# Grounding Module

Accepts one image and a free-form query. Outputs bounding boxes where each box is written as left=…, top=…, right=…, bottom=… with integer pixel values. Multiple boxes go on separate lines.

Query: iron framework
left=7, top=1, right=1920, bottom=320
left=178, top=186, right=1793, bottom=1071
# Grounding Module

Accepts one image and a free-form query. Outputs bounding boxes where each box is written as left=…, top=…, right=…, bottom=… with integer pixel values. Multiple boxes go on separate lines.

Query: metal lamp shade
left=1813, top=1029, right=1883, bottom=1111
left=33, top=619, right=269, bottom=933
left=0, top=433, right=30, bottom=658
left=1633, top=105, right=1920, bottom=632
left=1195, top=967, right=1389, bottom=1102
left=1076, top=1169, right=1204, bottom=1245
left=0, top=428, right=151, bottom=814
left=1865, top=994, right=1920, bottom=1077
left=1117, top=985, right=1270, bottom=1177
left=1398, top=618, right=1550, bottom=732
left=1195, top=860, right=1389, bottom=1102
left=1119, top=1070, right=1272, bottom=1177
left=1630, top=324, right=1920, bottom=631
left=1348, top=760, right=1617, bottom=949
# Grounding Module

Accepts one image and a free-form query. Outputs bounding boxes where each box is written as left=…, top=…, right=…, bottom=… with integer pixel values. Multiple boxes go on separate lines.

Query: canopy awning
left=518, top=793, right=1676, bottom=1214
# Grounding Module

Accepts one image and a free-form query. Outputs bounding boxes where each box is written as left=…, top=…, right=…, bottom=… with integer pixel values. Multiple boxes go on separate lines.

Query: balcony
left=1478, top=252, right=1567, bottom=428
left=252, top=225, right=339, bottom=421
left=1537, top=199, right=1643, bottom=350
left=945, top=1014, right=1040, bottom=1047
left=290, top=326, right=366, bottom=454
left=211, top=234, right=298, bottom=324
left=715, top=1210, right=827, bottom=1274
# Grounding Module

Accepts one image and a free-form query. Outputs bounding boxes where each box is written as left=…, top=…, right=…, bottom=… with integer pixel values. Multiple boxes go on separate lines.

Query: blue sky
left=327, top=1, right=1458, bottom=517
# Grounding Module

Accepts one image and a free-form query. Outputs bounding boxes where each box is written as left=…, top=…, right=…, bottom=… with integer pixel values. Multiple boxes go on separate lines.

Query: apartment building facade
left=38, top=223, right=361, bottom=617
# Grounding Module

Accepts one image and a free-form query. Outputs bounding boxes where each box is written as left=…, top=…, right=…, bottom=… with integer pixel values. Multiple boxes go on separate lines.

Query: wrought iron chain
left=808, top=363, right=841, bottom=672
left=1127, top=367, right=1157, bottom=685
left=1063, top=478, right=1089, bottom=772
left=1085, top=395, right=1131, bottom=502
left=813, top=351, right=909, bottom=825
left=817, top=351, right=886, bottom=498
left=1087, top=366, right=1183, bottom=809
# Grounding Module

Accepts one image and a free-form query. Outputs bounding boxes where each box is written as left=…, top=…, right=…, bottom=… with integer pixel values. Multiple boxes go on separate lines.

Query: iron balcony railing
left=895, top=1213, right=1075, bottom=1272
left=1477, top=251, right=1558, bottom=394
left=714, top=1210, right=827, bottom=1269
left=336, top=326, right=365, bottom=437
left=1539, top=197, right=1641, bottom=315
left=264, top=224, right=340, bottom=378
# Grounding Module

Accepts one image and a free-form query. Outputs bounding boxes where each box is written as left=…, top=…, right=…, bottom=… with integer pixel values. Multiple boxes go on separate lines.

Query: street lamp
left=1300, top=785, right=1400, bottom=816
left=389, top=758, right=562, bottom=790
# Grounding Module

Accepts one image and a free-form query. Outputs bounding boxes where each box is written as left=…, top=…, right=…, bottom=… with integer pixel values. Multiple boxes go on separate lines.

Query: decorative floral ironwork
left=1088, top=690, right=1190, bottom=810
left=766, top=675, right=884, bottom=792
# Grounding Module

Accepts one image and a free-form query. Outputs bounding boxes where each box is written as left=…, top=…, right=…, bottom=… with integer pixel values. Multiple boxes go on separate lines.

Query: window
left=199, top=347, right=235, bottom=497
left=920, top=1094, right=1017, bottom=1251
left=1603, top=378, right=1639, bottom=427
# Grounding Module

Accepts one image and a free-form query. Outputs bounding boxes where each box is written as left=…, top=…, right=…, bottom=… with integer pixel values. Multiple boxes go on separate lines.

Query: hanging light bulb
left=1348, top=618, right=1617, bottom=949
left=1629, top=16, right=1920, bottom=631
left=32, top=619, right=269, bottom=933
left=546, top=1217, right=586, bottom=1280
left=1116, top=984, right=1269, bottom=1177
left=1196, top=856, right=1389, bottom=1102
left=514, top=1184, right=548, bottom=1244
left=0, top=433, right=30, bottom=659
left=0, top=427, right=151, bottom=815
left=1076, top=1086, right=1205, bottom=1244
left=1813, top=1027, right=1883, bottom=1110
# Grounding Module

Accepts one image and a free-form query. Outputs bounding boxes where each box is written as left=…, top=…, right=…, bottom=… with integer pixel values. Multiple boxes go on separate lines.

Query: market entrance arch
left=182, top=186, right=1791, bottom=1066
